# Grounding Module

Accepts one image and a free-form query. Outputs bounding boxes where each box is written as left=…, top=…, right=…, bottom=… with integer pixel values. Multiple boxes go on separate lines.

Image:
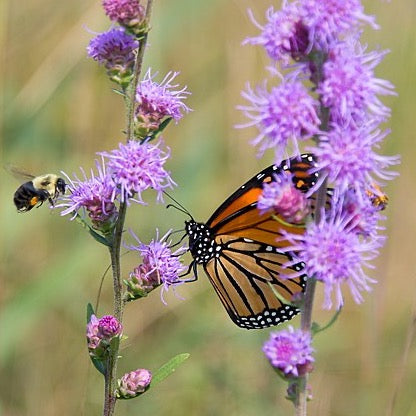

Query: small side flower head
left=135, top=69, right=191, bottom=138
left=117, top=368, right=152, bottom=399
left=257, top=172, right=309, bottom=223
left=86, top=314, right=123, bottom=357
left=87, top=28, right=139, bottom=88
left=263, top=326, right=314, bottom=378
left=238, top=79, right=320, bottom=162
left=56, top=159, right=119, bottom=232
left=99, top=140, right=176, bottom=205
left=102, top=0, right=146, bottom=34
left=125, top=229, right=187, bottom=303
left=86, top=314, right=101, bottom=350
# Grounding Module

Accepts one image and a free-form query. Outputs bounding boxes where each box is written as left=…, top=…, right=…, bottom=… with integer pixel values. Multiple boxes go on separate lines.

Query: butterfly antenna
left=163, top=191, right=193, bottom=219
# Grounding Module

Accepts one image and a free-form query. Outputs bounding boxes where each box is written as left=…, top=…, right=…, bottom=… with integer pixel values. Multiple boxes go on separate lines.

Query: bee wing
left=4, top=164, right=36, bottom=182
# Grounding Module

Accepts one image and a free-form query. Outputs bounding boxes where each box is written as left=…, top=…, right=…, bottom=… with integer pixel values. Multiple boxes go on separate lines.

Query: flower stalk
left=103, top=2, right=153, bottom=415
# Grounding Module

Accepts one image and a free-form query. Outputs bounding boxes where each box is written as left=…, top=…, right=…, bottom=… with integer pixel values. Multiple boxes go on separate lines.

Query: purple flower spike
left=99, top=140, right=176, bottom=204
left=257, top=172, right=309, bottom=223
left=56, top=159, right=118, bottom=227
left=136, top=69, right=192, bottom=127
left=117, top=369, right=152, bottom=398
left=238, top=80, right=320, bottom=161
left=263, top=326, right=314, bottom=377
left=87, top=28, right=138, bottom=69
left=280, top=198, right=384, bottom=310
left=126, top=229, right=187, bottom=303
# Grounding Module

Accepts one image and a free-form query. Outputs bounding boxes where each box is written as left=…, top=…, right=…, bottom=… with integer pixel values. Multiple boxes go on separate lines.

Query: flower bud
left=117, top=369, right=152, bottom=398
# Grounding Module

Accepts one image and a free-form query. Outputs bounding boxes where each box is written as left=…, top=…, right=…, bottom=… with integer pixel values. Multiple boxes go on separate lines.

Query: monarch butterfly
left=185, top=153, right=321, bottom=330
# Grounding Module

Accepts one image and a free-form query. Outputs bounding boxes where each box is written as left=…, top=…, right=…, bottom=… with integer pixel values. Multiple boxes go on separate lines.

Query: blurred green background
left=1, top=0, right=414, bottom=415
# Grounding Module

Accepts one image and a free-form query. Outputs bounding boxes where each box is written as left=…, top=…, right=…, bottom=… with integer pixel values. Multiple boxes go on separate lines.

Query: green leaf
left=87, top=303, right=95, bottom=322
left=144, top=117, right=173, bottom=143
left=150, top=353, right=190, bottom=387
left=312, top=307, right=342, bottom=335
left=91, top=356, right=106, bottom=376
left=75, top=215, right=111, bottom=247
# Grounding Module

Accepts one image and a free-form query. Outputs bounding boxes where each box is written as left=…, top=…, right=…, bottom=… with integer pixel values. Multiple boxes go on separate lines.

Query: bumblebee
left=12, top=171, right=66, bottom=212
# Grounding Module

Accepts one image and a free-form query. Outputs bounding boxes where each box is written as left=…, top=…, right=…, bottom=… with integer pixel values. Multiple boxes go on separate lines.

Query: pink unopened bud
left=97, top=315, right=123, bottom=339
left=258, top=173, right=309, bottom=223
left=117, top=368, right=152, bottom=398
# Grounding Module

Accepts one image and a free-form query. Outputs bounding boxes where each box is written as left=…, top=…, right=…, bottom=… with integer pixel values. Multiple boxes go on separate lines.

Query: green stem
left=103, top=2, right=154, bottom=416
left=295, top=51, right=330, bottom=416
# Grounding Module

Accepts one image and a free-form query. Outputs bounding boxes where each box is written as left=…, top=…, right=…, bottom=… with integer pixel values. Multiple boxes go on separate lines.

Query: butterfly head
left=185, top=220, right=218, bottom=264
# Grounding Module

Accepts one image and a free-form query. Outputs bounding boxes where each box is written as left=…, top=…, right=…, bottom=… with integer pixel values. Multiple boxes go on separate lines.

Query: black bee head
left=56, top=178, right=66, bottom=194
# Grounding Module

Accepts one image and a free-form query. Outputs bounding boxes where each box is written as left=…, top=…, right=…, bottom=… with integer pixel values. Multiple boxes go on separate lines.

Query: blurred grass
left=1, top=0, right=415, bottom=415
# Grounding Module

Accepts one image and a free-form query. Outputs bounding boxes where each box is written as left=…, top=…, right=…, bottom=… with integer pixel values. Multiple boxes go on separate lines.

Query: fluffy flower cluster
left=135, top=69, right=192, bottom=134
left=240, top=0, right=398, bottom=315
left=57, top=140, right=176, bottom=229
left=263, top=326, right=314, bottom=377
left=125, top=230, right=188, bottom=303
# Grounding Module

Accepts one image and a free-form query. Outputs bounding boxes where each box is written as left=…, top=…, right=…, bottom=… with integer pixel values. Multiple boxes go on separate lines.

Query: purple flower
left=117, top=368, right=152, bottom=398
left=97, top=315, right=123, bottom=339
left=280, top=198, right=383, bottom=309
left=238, top=79, right=320, bottom=161
left=136, top=69, right=191, bottom=129
left=257, top=172, right=309, bottom=223
left=312, top=123, right=399, bottom=198
left=99, top=140, right=176, bottom=204
left=300, top=0, right=378, bottom=50
left=86, top=314, right=101, bottom=350
left=102, top=0, right=145, bottom=27
left=87, top=28, right=138, bottom=69
left=244, top=4, right=309, bottom=64
left=125, top=229, right=187, bottom=303
left=342, top=188, right=386, bottom=237
left=263, top=326, right=314, bottom=377
left=56, top=159, right=118, bottom=226
left=317, top=41, right=395, bottom=124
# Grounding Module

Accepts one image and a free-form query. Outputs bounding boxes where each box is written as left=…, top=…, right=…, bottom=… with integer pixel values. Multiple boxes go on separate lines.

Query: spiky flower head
left=317, top=41, right=395, bottom=124
left=312, top=123, right=399, bottom=199
left=99, top=140, right=176, bottom=205
left=117, top=369, right=152, bottom=398
left=257, top=172, right=309, bottom=223
left=244, top=4, right=309, bottom=64
left=238, top=79, right=320, bottom=161
left=56, top=159, right=118, bottom=231
left=102, top=0, right=145, bottom=31
left=281, top=198, right=384, bottom=310
left=135, top=69, right=191, bottom=136
left=87, top=28, right=138, bottom=87
left=125, top=229, right=187, bottom=303
left=263, top=326, right=314, bottom=377
left=300, top=0, right=378, bottom=50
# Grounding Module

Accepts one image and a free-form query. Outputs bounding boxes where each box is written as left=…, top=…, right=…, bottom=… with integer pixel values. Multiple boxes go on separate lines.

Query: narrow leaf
left=150, top=353, right=190, bottom=386
left=87, top=303, right=95, bottom=322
